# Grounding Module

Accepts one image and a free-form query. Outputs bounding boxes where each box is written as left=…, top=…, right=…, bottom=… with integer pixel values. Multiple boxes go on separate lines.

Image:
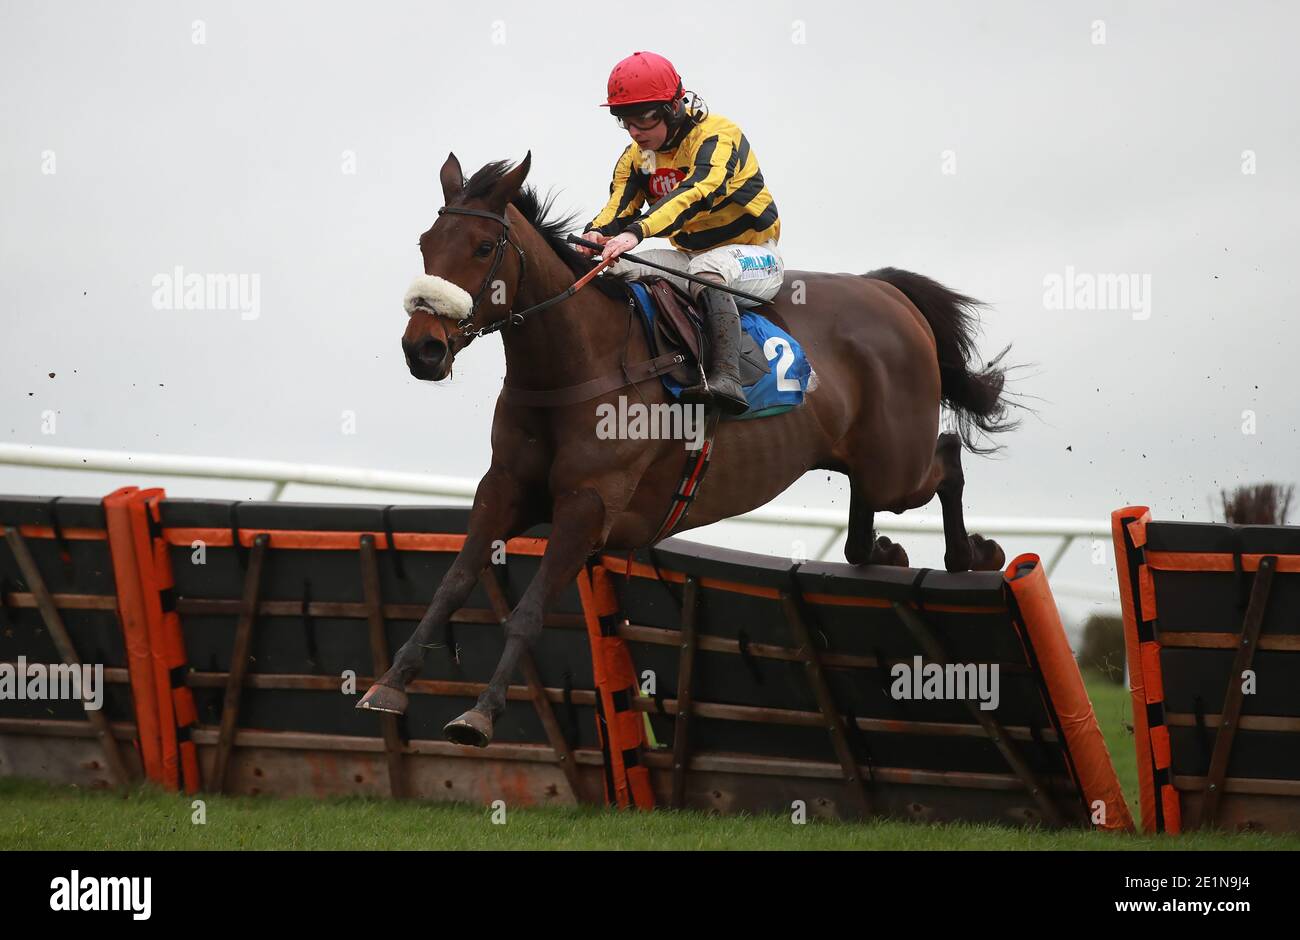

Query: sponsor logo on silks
left=649, top=167, right=685, bottom=198
left=738, top=253, right=777, bottom=274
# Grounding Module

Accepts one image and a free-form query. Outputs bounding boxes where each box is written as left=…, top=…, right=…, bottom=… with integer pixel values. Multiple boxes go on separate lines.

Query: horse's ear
left=486, top=151, right=531, bottom=208
left=439, top=152, right=464, bottom=204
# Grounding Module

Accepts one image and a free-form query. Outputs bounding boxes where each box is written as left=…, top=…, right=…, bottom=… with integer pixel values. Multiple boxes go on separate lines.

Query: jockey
left=576, top=51, right=783, bottom=415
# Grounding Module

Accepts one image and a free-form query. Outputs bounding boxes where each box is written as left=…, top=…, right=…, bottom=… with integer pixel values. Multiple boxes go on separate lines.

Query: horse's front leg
left=356, top=467, right=528, bottom=715
left=444, top=486, right=607, bottom=747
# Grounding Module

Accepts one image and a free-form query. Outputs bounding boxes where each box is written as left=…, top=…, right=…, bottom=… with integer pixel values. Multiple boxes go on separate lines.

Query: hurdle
left=588, top=539, right=1130, bottom=828
left=0, top=494, right=141, bottom=789
left=1, top=490, right=1131, bottom=830
left=1113, top=505, right=1300, bottom=833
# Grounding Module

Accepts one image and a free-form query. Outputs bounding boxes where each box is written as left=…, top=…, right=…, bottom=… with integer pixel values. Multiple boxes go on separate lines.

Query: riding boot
left=680, top=285, right=749, bottom=416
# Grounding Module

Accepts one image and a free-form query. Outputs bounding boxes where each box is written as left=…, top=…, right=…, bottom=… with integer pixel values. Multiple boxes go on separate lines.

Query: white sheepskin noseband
left=403, top=275, right=472, bottom=321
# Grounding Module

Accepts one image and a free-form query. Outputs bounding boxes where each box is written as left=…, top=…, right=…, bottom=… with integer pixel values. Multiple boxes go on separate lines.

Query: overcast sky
left=2, top=1, right=1297, bottom=627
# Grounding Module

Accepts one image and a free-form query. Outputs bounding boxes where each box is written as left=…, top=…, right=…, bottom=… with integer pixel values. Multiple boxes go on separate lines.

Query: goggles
left=614, top=106, right=666, bottom=131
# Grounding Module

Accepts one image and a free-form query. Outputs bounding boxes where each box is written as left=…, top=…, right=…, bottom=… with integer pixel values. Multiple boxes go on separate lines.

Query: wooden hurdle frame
left=2, top=490, right=1132, bottom=831
left=1114, top=504, right=1300, bottom=833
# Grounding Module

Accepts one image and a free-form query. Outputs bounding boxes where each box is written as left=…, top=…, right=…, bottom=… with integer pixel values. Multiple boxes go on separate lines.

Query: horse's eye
left=474, top=241, right=494, bottom=257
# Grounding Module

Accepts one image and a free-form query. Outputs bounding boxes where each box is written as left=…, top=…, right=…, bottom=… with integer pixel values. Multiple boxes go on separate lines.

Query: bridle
left=434, top=205, right=528, bottom=339
left=419, top=202, right=691, bottom=410
left=430, top=203, right=620, bottom=340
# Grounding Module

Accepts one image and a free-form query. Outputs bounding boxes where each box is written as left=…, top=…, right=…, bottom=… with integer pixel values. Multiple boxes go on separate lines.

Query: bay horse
left=358, top=151, right=1018, bottom=746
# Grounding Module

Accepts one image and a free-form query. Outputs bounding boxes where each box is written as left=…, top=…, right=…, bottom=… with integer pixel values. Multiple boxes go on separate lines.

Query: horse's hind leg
left=934, top=432, right=1005, bottom=572
left=845, top=479, right=909, bottom=567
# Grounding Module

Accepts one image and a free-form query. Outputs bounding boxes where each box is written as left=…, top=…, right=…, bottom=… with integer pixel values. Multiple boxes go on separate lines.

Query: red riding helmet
left=601, top=51, right=683, bottom=109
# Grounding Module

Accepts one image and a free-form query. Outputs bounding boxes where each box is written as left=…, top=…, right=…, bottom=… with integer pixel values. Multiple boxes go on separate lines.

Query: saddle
left=632, top=277, right=771, bottom=388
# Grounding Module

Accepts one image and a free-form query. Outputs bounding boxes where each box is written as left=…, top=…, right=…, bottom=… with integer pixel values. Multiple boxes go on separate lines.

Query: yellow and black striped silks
left=585, top=110, right=780, bottom=253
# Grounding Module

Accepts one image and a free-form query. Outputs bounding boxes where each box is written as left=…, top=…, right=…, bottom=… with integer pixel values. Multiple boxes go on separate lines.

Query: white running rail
left=0, top=442, right=1117, bottom=604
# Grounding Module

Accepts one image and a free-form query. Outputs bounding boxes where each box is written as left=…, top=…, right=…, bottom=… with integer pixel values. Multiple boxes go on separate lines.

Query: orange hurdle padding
left=103, top=486, right=164, bottom=785
left=1111, top=506, right=1181, bottom=833
left=141, top=492, right=200, bottom=793
left=12, top=525, right=106, bottom=541
left=116, top=489, right=201, bottom=793
left=1113, top=507, right=1157, bottom=831
left=160, top=527, right=550, bottom=558
left=122, top=489, right=180, bottom=790
left=1144, top=551, right=1300, bottom=573
left=577, top=563, right=654, bottom=810
left=1005, top=552, right=1134, bottom=831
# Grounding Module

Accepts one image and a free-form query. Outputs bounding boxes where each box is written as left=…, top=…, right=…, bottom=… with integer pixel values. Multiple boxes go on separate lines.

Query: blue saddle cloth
left=628, top=281, right=814, bottom=420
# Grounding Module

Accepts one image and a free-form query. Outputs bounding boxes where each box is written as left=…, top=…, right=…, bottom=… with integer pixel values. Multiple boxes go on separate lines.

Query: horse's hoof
left=444, top=710, right=493, bottom=748
left=969, top=534, right=1006, bottom=571
left=870, top=535, right=910, bottom=568
left=357, top=682, right=409, bottom=715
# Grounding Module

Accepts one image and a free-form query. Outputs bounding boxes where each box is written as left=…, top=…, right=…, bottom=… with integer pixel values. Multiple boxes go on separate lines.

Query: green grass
left=2, top=673, right=1296, bottom=850
left=3, top=777, right=1295, bottom=850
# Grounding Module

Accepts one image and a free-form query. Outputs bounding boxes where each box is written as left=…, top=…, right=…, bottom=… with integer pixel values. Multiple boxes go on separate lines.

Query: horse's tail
left=865, top=267, right=1019, bottom=455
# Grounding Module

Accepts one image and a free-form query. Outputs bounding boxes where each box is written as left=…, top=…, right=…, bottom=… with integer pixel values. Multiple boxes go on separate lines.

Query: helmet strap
left=661, top=100, right=692, bottom=149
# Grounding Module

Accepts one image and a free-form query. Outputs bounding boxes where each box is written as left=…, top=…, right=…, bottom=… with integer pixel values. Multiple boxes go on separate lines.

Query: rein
left=432, top=204, right=684, bottom=407
left=436, top=205, right=617, bottom=339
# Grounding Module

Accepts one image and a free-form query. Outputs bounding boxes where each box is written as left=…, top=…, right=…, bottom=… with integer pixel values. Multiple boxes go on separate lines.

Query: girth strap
left=500, top=351, right=686, bottom=408
left=649, top=407, right=722, bottom=544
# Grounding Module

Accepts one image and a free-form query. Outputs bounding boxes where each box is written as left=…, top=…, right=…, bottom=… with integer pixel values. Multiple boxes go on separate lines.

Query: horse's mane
left=462, top=160, right=627, bottom=300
